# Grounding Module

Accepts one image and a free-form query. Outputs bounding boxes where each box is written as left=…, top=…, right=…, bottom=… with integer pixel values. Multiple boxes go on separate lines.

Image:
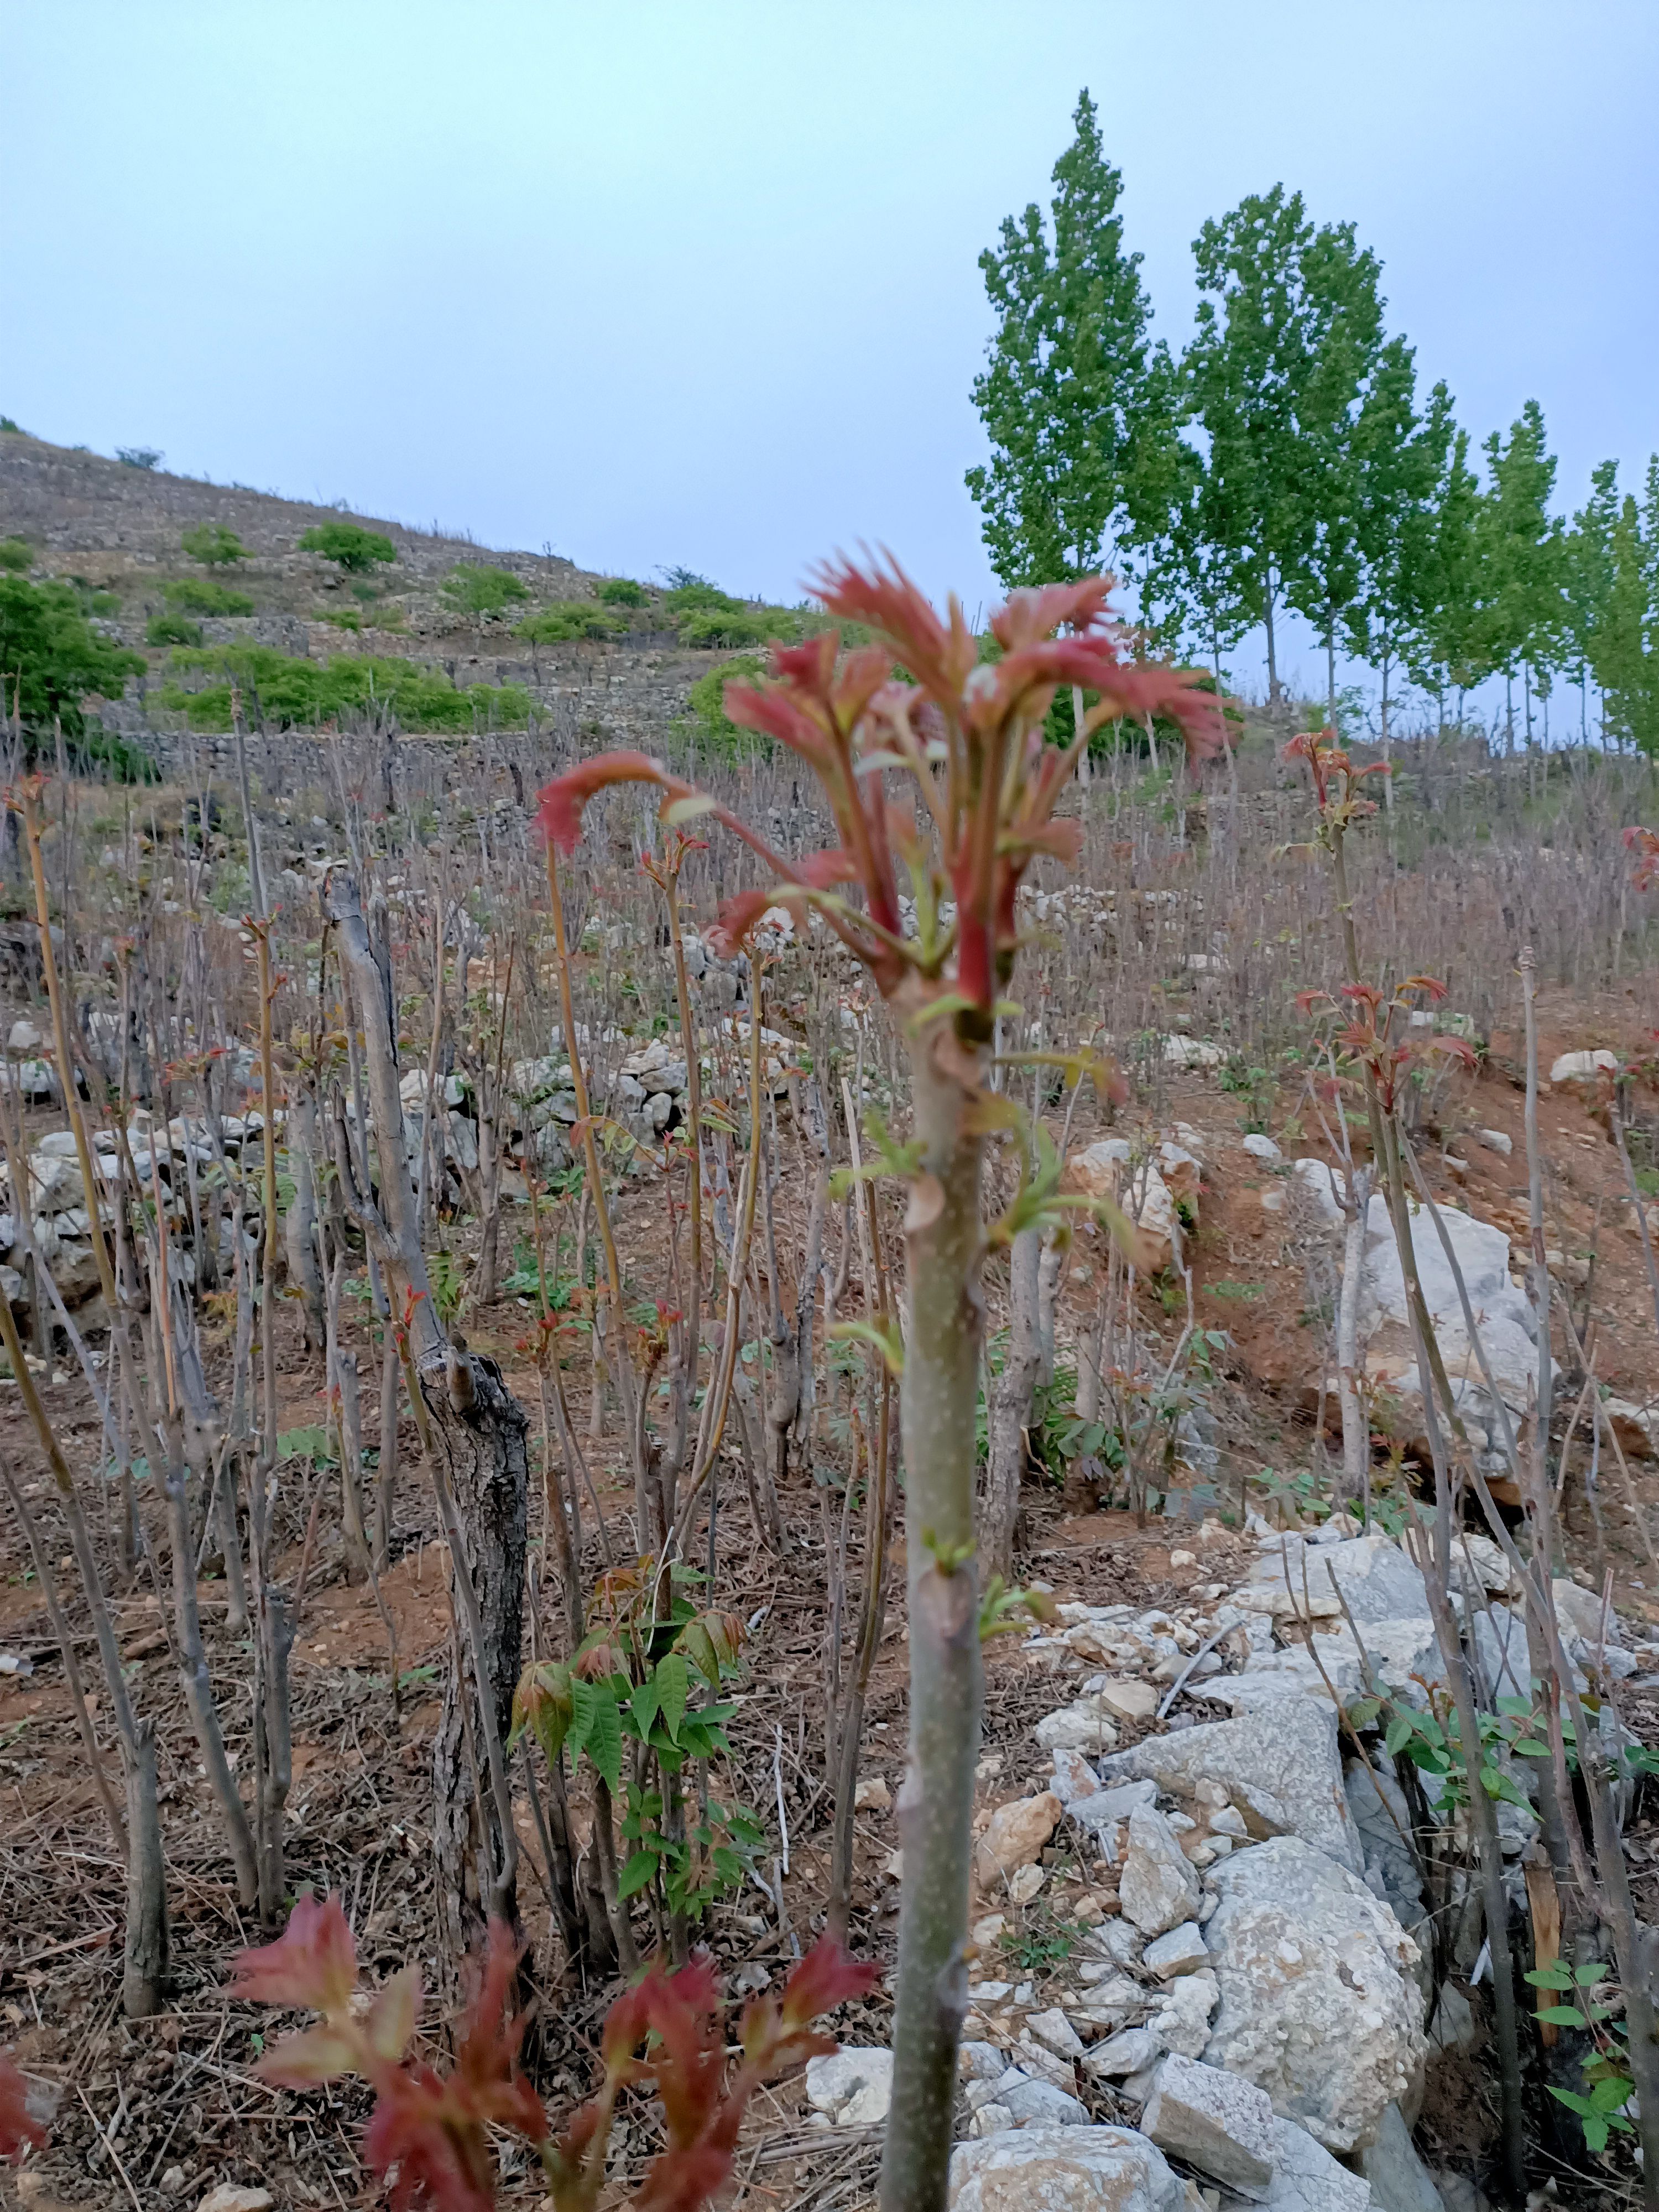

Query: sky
left=8, top=1, right=1658, bottom=714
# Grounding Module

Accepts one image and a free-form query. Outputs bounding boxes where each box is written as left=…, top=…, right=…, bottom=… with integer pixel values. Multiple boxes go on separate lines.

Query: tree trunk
left=880, top=1042, right=984, bottom=2212
left=122, top=1719, right=170, bottom=2018
left=984, top=1224, right=1041, bottom=1584
left=284, top=1088, right=326, bottom=1354
left=1263, top=573, right=1281, bottom=715
left=429, top=1353, right=530, bottom=1960
left=1335, top=1171, right=1370, bottom=1516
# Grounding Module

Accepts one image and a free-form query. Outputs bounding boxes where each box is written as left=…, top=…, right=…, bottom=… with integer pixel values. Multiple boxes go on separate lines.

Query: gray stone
left=967, top=2102, right=1014, bottom=2138
left=1358, top=2104, right=1445, bottom=2212
left=805, top=2045, right=892, bottom=2126
left=960, top=2041, right=1006, bottom=2082
left=1141, top=2054, right=1277, bottom=2198
left=1143, top=1922, right=1210, bottom=1979
left=1009, top=2043, right=1077, bottom=2092
left=949, top=2126, right=1188, bottom=2211
left=1260, top=2118, right=1373, bottom=2211
left=1203, top=1839, right=1426, bottom=2153
left=1151, top=1966, right=1219, bottom=2057
left=1026, top=2007, right=1085, bottom=2058
left=1426, top=1985, right=1476, bottom=2057
left=1100, top=1697, right=1363, bottom=1874
left=999, top=2074, right=1091, bottom=2128
left=1345, top=1760, right=1428, bottom=1950
left=1120, top=1805, right=1202, bottom=1934
left=1082, top=2027, right=1167, bottom=2079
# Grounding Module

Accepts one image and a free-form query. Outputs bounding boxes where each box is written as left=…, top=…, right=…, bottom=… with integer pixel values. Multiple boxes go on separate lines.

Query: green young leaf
left=655, top=1651, right=690, bottom=1743
left=628, top=1672, right=662, bottom=1742
left=566, top=1674, right=597, bottom=1761
left=828, top=1316, right=906, bottom=1376
left=617, top=1848, right=660, bottom=1899
left=1346, top=1697, right=1383, bottom=1730
left=583, top=1684, right=623, bottom=1796
left=1525, top=1964, right=1575, bottom=1991
left=1535, top=2005, right=1593, bottom=2027
left=1575, top=1961, right=1612, bottom=1987
left=1384, top=1712, right=1415, bottom=1756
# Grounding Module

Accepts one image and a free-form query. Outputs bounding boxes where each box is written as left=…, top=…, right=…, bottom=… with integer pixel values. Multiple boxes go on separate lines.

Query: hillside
left=0, top=429, right=763, bottom=759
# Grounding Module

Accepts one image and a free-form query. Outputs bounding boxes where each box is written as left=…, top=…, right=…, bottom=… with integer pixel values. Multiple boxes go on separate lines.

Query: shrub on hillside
left=180, top=523, right=248, bottom=567
left=298, top=521, right=397, bottom=573
left=158, top=643, right=531, bottom=734
left=164, top=578, right=254, bottom=618
left=0, top=576, right=143, bottom=749
left=675, top=653, right=772, bottom=761
left=597, top=575, right=649, bottom=606
left=116, top=446, right=162, bottom=470
left=441, top=565, right=531, bottom=620
left=515, top=602, right=626, bottom=643
left=147, top=612, right=204, bottom=646
left=0, top=540, right=32, bottom=573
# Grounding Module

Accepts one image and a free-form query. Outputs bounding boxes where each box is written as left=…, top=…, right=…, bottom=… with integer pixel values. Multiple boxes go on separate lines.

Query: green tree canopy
left=441, top=565, right=530, bottom=620
left=967, top=90, right=1173, bottom=590
left=1184, top=185, right=1385, bottom=712
left=1472, top=400, right=1566, bottom=745
left=298, top=521, right=397, bottom=574
left=0, top=575, right=143, bottom=748
left=180, top=523, right=249, bottom=567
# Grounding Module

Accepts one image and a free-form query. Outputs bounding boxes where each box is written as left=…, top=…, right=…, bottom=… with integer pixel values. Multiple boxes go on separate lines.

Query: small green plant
left=676, top=653, right=770, bottom=761
left=0, top=540, right=31, bottom=573
left=1208, top=1279, right=1263, bottom=1300
left=0, top=416, right=20, bottom=434
left=116, top=445, right=162, bottom=469
left=298, top=520, right=397, bottom=573
left=597, top=576, right=648, bottom=606
left=1526, top=1960, right=1635, bottom=2151
left=148, top=612, right=203, bottom=646
left=317, top=607, right=363, bottom=630
left=442, top=565, right=531, bottom=621
left=164, top=577, right=254, bottom=617
left=998, top=1908, right=1075, bottom=1975
left=180, top=523, right=248, bottom=567
left=516, top=601, right=625, bottom=643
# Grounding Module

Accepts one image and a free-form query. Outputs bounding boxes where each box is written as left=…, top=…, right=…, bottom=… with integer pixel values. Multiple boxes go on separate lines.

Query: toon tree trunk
left=880, top=1041, right=984, bottom=2212
left=429, top=1352, right=530, bottom=1961
left=984, top=1223, right=1041, bottom=1584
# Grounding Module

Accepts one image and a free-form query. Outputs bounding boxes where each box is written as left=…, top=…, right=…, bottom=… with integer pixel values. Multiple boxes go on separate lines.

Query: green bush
left=164, top=578, right=254, bottom=617
left=597, top=576, right=649, bottom=607
left=677, top=654, right=771, bottom=761
left=516, top=602, right=626, bottom=644
left=0, top=576, right=143, bottom=754
left=157, top=644, right=531, bottom=734
left=180, top=523, right=248, bottom=567
left=116, top=446, right=162, bottom=471
left=147, top=613, right=204, bottom=646
left=298, top=521, right=397, bottom=573
left=441, top=565, right=530, bottom=620
left=0, top=540, right=32, bottom=573
left=677, top=606, right=797, bottom=650
left=0, top=417, right=20, bottom=434
left=317, top=607, right=363, bottom=630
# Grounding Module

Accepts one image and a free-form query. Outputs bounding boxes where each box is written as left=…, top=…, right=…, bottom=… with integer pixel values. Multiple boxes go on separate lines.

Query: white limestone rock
left=1140, top=2053, right=1277, bottom=2199
left=1119, top=1805, right=1201, bottom=1936
left=1098, top=1698, right=1363, bottom=1874
left=948, top=2126, right=1188, bottom=2212
left=805, top=2045, right=893, bottom=2126
left=1202, top=1838, right=1427, bottom=2153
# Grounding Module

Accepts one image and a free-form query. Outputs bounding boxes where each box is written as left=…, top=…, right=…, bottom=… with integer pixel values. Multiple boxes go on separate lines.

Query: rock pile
left=807, top=1512, right=1653, bottom=2204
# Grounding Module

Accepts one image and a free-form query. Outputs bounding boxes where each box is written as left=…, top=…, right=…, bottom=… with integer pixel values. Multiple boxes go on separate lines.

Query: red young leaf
left=0, top=2051, right=45, bottom=2161
left=230, top=1890, right=358, bottom=2017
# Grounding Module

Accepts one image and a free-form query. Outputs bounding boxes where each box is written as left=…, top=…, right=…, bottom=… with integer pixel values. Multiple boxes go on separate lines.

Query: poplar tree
left=1342, top=349, right=1455, bottom=760
left=1473, top=401, right=1566, bottom=749
left=966, top=90, right=1172, bottom=591
left=1592, top=464, right=1659, bottom=753
left=1184, top=186, right=1384, bottom=714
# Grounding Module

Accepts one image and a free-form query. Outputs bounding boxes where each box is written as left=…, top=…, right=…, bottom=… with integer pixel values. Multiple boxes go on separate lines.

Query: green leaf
left=1384, top=1712, right=1415, bottom=1756
left=827, top=1316, right=905, bottom=1376
left=1589, top=2074, right=1635, bottom=2112
left=566, top=1676, right=597, bottom=1761
left=655, top=1652, right=690, bottom=1742
left=1535, top=2005, right=1592, bottom=2027
left=628, top=1673, right=661, bottom=1742
left=618, top=1848, right=660, bottom=1899
left=1346, top=1697, right=1382, bottom=1730
left=1525, top=1964, right=1575, bottom=1990
left=585, top=1686, right=623, bottom=1796
left=1575, top=1961, right=1612, bottom=1986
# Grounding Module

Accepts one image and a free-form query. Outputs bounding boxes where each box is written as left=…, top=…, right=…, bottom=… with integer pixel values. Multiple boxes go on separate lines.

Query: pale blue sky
left=8, top=2, right=1657, bottom=712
